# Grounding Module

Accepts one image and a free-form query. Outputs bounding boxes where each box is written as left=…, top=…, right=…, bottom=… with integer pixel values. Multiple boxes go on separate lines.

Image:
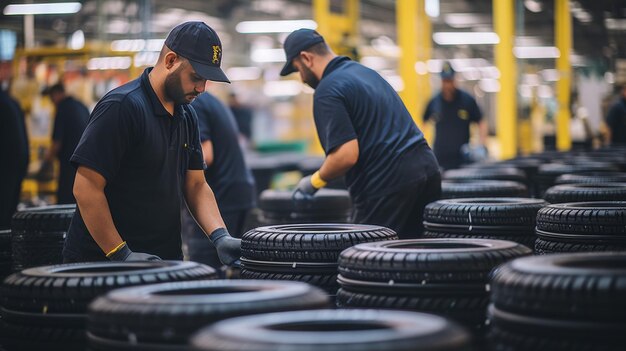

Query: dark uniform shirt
left=52, top=96, right=89, bottom=204
left=313, top=56, right=438, bottom=202
left=423, top=89, right=482, bottom=169
left=606, top=97, right=626, bottom=145
left=64, top=68, right=204, bottom=261
left=191, top=93, right=255, bottom=212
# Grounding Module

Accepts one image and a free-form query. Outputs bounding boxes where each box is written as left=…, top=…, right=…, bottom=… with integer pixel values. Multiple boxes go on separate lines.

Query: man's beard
left=164, top=65, right=198, bottom=105
left=301, top=64, right=320, bottom=89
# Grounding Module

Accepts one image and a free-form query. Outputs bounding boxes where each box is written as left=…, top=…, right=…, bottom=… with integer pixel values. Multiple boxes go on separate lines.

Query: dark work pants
left=352, top=172, right=441, bottom=239
left=181, top=207, right=249, bottom=269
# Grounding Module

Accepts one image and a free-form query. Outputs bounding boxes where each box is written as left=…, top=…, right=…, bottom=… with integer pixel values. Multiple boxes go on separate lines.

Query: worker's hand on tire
left=210, top=228, right=241, bottom=266
left=107, top=242, right=161, bottom=261
left=293, top=175, right=319, bottom=200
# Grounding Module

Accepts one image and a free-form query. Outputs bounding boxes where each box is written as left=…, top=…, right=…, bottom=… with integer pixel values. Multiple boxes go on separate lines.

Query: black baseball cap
left=280, top=28, right=325, bottom=76
left=440, top=61, right=456, bottom=80
left=165, top=21, right=230, bottom=83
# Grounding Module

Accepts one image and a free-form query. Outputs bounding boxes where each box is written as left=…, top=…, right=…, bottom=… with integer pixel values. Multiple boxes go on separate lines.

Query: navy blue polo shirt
left=606, top=97, right=626, bottom=145
left=64, top=68, right=204, bottom=260
left=314, top=56, right=437, bottom=202
left=423, top=89, right=482, bottom=169
left=191, top=92, right=256, bottom=212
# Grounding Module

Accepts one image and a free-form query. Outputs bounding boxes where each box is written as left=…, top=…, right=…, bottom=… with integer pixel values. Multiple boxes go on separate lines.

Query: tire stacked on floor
left=488, top=252, right=626, bottom=351
left=441, top=180, right=528, bottom=199
left=336, top=239, right=531, bottom=334
left=444, top=167, right=528, bottom=186
left=87, top=280, right=330, bottom=350
left=0, top=230, right=11, bottom=279
left=543, top=183, right=626, bottom=203
left=10, top=205, right=75, bottom=272
left=240, top=224, right=398, bottom=294
left=191, top=309, right=473, bottom=351
left=534, top=202, right=626, bottom=254
left=423, top=198, right=548, bottom=248
left=555, top=172, right=626, bottom=185
left=0, top=261, right=216, bottom=351
left=533, top=162, right=619, bottom=198
left=257, top=189, right=352, bottom=226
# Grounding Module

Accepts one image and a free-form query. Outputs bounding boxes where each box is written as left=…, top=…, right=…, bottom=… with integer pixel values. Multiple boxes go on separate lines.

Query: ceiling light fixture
left=236, top=20, right=317, bottom=34
left=3, top=2, right=81, bottom=15
left=433, top=32, right=499, bottom=45
left=513, top=46, right=560, bottom=59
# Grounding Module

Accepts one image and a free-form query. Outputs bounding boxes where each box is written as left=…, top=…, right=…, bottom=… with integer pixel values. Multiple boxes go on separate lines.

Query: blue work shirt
left=64, top=68, right=205, bottom=260
left=313, top=56, right=438, bottom=202
left=606, top=97, right=626, bottom=145
left=191, top=92, right=256, bottom=212
left=423, top=89, right=482, bottom=169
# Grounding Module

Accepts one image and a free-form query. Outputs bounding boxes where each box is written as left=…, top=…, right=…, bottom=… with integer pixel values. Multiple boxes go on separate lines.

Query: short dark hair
left=303, top=41, right=330, bottom=56
left=44, top=82, right=64, bottom=95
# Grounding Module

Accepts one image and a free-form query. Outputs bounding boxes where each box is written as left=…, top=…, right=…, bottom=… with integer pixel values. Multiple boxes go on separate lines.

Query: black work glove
left=292, top=175, right=318, bottom=200
left=209, top=228, right=241, bottom=266
left=107, top=242, right=161, bottom=261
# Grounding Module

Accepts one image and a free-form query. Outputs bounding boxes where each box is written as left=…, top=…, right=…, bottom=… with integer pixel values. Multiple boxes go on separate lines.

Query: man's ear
left=299, top=51, right=315, bottom=67
left=164, top=51, right=178, bottom=70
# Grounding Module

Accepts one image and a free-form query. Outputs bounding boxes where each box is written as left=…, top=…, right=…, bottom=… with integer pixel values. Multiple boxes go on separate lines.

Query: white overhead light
left=226, top=67, right=262, bottom=81
left=87, top=57, right=132, bottom=71
left=513, top=46, right=560, bottom=59
left=479, top=79, right=501, bottom=93
left=251, top=48, right=286, bottom=63
left=134, top=52, right=159, bottom=67
left=425, top=0, right=439, bottom=18
left=443, top=13, right=488, bottom=28
left=360, top=56, right=388, bottom=71
left=523, top=0, right=542, bottom=13
left=539, top=69, right=560, bottom=82
left=68, top=30, right=84, bottom=50
left=111, top=39, right=164, bottom=52
left=263, top=80, right=303, bottom=97
left=3, top=2, right=81, bottom=15
left=433, top=32, right=499, bottom=45
left=236, top=20, right=317, bottom=34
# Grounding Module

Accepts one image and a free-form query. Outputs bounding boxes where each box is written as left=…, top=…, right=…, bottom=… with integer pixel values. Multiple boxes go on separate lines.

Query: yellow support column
left=555, top=0, right=572, bottom=151
left=494, top=0, right=517, bottom=159
left=397, top=0, right=421, bottom=129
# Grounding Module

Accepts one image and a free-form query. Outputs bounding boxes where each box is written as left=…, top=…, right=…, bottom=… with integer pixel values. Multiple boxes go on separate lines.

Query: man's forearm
left=318, top=139, right=359, bottom=181
left=184, top=181, right=226, bottom=238
left=478, top=120, right=488, bottom=145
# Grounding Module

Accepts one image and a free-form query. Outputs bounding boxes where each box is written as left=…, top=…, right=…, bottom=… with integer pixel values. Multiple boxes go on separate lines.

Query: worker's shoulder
left=317, top=60, right=379, bottom=94
left=98, top=78, right=146, bottom=109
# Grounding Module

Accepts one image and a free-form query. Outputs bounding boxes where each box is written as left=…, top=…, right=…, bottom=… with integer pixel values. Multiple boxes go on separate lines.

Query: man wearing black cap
left=39, top=82, right=89, bottom=204
left=423, top=61, right=487, bottom=170
left=284, top=29, right=441, bottom=238
left=63, top=21, right=241, bottom=264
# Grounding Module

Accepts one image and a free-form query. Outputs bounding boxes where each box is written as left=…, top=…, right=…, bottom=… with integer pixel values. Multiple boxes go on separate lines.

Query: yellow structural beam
left=314, top=0, right=359, bottom=58
left=494, top=0, right=517, bottom=159
left=555, top=0, right=572, bottom=151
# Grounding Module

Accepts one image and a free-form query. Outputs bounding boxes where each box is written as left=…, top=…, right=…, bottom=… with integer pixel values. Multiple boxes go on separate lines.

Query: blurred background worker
left=423, top=62, right=488, bottom=170
left=38, top=83, right=89, bottom=204
left=227, top=92, right=254, bottom=144
left=284, top=29, right=440, bottom=239
left=0, top=89, right=29, bottom=229
left=605, top=84, right=626, bottom=146
left=182, top=90, right=256, bottom=268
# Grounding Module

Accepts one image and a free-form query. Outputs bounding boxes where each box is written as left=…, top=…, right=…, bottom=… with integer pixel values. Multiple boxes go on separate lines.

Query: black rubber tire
left=0, top=230, right=11, bottom=279
left=533, top=162, right=619, bottom=197
left=423, top=198, right=547, bottom=228
left=338, top=239, right=531, bottom=284
left=423, top=231, right=537, bottom=251
left=258, top=189, right=352, bottom=225
left=10, top=205, right=75, bottom=271
left=554, top=172, right=626, bottom=185
left=534, top=237, right=626, bottom=254
left=487, top=305, right=626, bottom=351
left=87, top=280, right=329, bottom=350
left=535, top=202, right=626, bottom=237
left=489, top=252, right=626, bottom=322
left=0, top=261, right=216, bottom=351
left=241, top=224, right=398, bottom=262
left=190, top=309, right=472, bottom=351
left=441, top=180, right=528, bottom=199
left=443, top=167, right=527, bottom=184
left=240, top=258, right=339, bottom=294
left=543, top=183, right=626, bottom=203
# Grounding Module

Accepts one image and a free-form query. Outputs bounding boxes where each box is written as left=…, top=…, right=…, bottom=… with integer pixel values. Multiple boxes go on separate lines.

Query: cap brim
left=280, top=59, right=296, bottom=77
left=189, top=60, right=231, bottom=83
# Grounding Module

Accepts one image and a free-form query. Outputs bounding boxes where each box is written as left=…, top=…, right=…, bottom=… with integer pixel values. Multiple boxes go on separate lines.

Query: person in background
left=181, top=90, right=256, bottom=268
left=63, top=21, right=240, bottom=265
left=38, top=83, right=89, bottom=204
left=227, top=92, right=253, bottom=143
left=423, top=62, right=488, bottom=170
left=605, top=84, right=626, bottom=145
left=0, top=89, right=29, bottom=228
left=283, top=29, right=440, bottom=239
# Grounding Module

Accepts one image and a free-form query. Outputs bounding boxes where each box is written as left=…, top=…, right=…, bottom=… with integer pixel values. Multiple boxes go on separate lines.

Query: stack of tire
left=444, top=167, right=528, bottom=187
left=0, top=230, right=11, bottom=279
left=336, top=239, right=531, bottom=337
left=488, top=252, right=626, bottom=351
left=257, top=189, right=352, bottom=226
left=441, top=180, right=528, bottom=199
left=533, top=162, right=619, bottom=198
left=465, top=158, right=542, bottom=196
left=0, top=261, right=216, bottom=350
left=10, top=205, right=75, bottom=272
left=240, top=224, right=398, bottom=294
left=423, top=198, right=547, bottom=248
left=190, top=309, right=473, bottom=351
left=554, top=172, right=626, bottom=185
left=534, top=202, right=626, bottom=254
left=543, top=183, right=626, bottom=203
left=87, top=280, right=329, bottom=350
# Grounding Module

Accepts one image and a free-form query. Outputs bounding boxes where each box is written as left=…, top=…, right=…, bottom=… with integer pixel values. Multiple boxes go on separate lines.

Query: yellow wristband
left=105, top=241, right=127, bottom=258
left=310, top=171, right=328, bottom=189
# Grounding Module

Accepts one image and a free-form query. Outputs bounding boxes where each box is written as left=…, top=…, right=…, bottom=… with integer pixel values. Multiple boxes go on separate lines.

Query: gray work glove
left=292, top=175, right=318, bottom=200
left=107, top=242, right=161, bottom=261
left=209, top=228, right=241, bottom=266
